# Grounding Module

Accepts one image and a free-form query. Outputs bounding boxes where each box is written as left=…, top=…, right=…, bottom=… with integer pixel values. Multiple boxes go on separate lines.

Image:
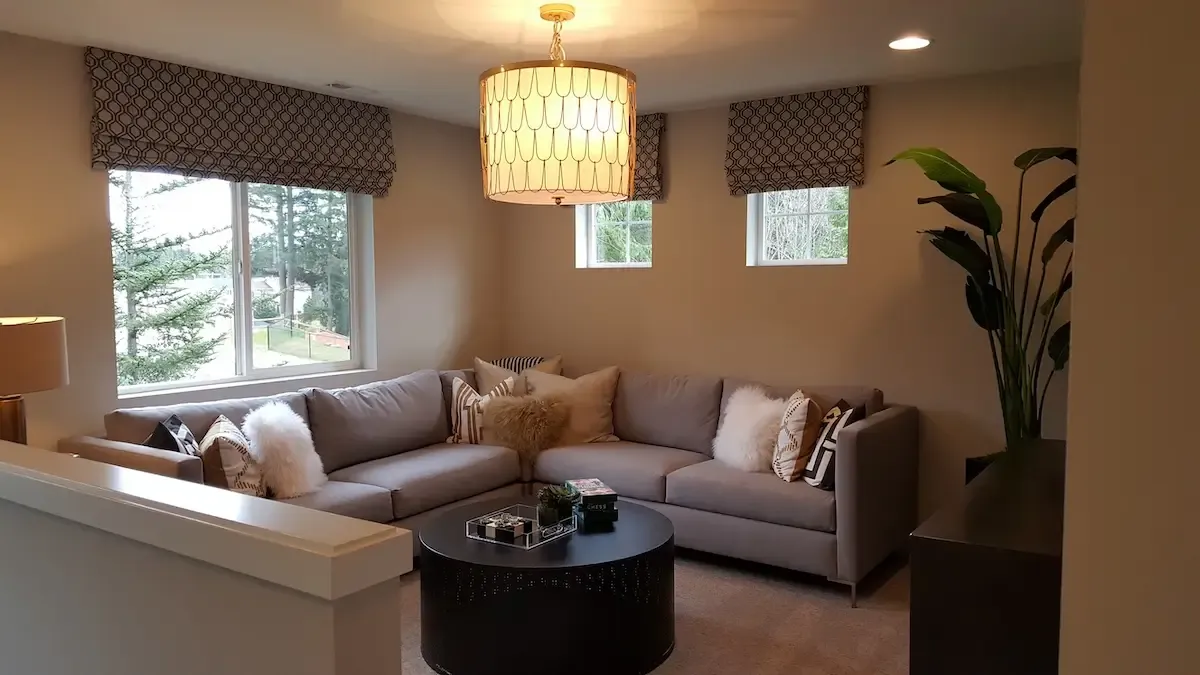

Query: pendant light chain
left=548, top=18, right=567, bottom=61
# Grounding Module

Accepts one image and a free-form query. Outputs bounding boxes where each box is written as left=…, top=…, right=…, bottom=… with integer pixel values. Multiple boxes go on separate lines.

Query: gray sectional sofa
left=61, top=367, right=918, bottom=603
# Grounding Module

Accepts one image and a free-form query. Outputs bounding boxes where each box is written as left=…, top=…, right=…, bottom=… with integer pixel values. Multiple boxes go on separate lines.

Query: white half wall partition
left=0, top=440, right=412, bottom=675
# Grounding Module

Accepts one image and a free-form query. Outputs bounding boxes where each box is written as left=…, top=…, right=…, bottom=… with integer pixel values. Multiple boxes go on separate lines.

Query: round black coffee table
left=420, top=498, right=675, bottom=675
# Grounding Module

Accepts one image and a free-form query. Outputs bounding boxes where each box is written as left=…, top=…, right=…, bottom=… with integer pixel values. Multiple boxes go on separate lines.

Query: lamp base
left=0, top=395, right=27, bottom=444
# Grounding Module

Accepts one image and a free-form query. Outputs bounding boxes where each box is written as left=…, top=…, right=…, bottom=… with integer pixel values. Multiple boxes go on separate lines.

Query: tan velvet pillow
left=474, top=356, right=562, bottom=396
left=483, top=394, right=571, bottom=481
left=525, top=367, right=620, bottom=444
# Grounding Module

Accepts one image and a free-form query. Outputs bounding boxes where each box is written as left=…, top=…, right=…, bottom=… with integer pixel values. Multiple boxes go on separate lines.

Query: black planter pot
left=537, top=499, right=574, bottom=527
left=965, top=453, right=1004, bottom=484
left=537, top=505, right=560, bottom=527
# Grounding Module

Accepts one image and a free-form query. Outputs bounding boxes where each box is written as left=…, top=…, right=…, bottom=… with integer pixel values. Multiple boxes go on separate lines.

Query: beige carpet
left=399, top=555, right=909, bottom=674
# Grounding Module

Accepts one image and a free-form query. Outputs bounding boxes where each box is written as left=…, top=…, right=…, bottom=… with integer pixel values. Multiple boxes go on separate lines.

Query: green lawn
left=253, top=326, right=350, bottom=363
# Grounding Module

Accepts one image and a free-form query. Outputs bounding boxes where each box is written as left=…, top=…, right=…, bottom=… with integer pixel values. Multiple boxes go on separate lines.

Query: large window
left=575, top=201, right=653, bottom=268
left=109, top=170, right=364, bottom=393
left=746, top=187, right=850, bottom=266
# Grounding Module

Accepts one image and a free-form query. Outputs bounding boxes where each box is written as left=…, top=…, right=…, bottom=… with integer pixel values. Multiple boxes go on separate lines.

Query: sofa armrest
left=834, top=404, right=919, bottom=583
left=58, top=436, right=204, bottom=483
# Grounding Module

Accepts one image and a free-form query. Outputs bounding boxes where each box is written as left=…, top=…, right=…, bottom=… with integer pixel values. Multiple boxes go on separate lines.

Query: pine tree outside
left=110, top=170, right=359, bottom=391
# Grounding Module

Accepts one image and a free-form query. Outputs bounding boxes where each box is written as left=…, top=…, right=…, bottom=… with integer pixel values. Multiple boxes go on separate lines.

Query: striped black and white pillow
left=803, top=400, right=866, bottom=491
left=448, top=376, right=516, bottom=445
left=490, top=356, right=547, bottom=373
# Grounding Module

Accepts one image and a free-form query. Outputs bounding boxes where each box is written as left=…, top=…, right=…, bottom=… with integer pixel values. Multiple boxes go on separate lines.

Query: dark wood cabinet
left=910, top=440, right=1065, bottom=675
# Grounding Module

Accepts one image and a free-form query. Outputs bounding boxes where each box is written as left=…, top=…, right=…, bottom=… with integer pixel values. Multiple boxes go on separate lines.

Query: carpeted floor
left=399, top=554, right=909, bottom=674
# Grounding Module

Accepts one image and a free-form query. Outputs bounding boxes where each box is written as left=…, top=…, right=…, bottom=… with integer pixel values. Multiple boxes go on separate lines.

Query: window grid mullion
left=628, top=210, right=638, bottom=263
left=346, top=195, right=358, bottom=365
left=759, top=197, right=769, bottom=263
left=235, top=182, right=254, bottom=376
left=589, top=206, right=599, bottom=266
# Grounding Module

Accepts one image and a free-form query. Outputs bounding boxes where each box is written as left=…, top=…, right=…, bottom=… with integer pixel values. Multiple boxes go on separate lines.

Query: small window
left=746, top=187, right=849, bottom=266
left=575, top=201, right=653, bottom=268
left=109, top=170, right=368, bottom=393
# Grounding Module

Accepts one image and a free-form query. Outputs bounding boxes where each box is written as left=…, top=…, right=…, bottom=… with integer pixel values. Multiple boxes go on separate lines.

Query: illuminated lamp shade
left=480, top=4, right=637, bottom=206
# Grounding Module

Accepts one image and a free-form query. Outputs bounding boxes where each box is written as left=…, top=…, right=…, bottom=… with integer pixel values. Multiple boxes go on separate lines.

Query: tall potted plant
left=888, top=147, right=1076, bottom=466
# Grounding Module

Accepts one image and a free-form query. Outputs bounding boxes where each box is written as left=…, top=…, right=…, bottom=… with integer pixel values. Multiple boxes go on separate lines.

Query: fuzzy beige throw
left=484, top=394, right=570, bottom=480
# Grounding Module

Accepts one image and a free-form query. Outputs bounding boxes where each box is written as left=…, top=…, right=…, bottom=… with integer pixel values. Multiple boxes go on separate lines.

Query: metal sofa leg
left=827, top=576, right=858, bottom=607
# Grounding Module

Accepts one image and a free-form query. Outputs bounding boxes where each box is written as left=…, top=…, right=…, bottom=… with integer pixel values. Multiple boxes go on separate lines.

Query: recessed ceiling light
left=889, top=36, right=931, bottom=51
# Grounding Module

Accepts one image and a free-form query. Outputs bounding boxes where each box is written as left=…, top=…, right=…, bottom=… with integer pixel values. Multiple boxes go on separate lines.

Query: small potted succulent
left=537, top=485, right=575, bottom=527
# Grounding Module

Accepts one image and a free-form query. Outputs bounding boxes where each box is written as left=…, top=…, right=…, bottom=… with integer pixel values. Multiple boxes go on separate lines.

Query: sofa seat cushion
left=329, top=443, right=520, bottom=519
left=279, top=480, right=394, bottom=523
left=534, top=442, right=708, bottom=502
left=666, top=460, right=836, bottom=532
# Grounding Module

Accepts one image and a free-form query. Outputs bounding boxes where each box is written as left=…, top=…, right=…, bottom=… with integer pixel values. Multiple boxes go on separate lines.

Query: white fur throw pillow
left=243, top=401, right=326, bottom=499
left=713, top=387, right=787, bottom=472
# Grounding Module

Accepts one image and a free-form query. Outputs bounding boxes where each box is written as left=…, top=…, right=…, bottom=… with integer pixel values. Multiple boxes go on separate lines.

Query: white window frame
left=746, top=187, right=850, bottom=266
left=575, top=202, right=652, bottom=269
left=116, top=180, right=372, bottom=396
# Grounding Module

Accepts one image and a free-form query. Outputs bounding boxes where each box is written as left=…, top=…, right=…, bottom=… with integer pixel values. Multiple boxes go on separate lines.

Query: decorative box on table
left=565, top=479, right=618, bottom=530
left=565, top=478, right=618, bottom=513
left=575, top=504, right=618, bottom=532
left=465, top=504, right=576, bottom=550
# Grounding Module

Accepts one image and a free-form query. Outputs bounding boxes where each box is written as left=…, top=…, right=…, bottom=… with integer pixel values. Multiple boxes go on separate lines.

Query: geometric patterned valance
left=725, top=86, right=868, bottom=196
left=86, top=47, right=396, bottom=197
left=633, top=113, right=667, bottom=202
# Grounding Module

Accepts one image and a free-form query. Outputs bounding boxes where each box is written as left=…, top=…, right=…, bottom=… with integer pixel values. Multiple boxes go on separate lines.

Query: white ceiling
left=0, top=0, right=1081, bottom=126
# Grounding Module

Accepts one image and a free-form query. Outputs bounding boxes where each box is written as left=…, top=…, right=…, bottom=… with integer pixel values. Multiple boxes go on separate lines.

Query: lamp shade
left=480, top=61, right=636, bottom=205
left=0, top=317, right=69, bottom=396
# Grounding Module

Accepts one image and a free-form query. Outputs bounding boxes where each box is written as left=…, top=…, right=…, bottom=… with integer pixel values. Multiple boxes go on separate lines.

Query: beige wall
left=0, top=32, right=500, bottom=447
left=1060, top=1, right=1200, bottom=672
left=500, top=65, right=1079, bottom=513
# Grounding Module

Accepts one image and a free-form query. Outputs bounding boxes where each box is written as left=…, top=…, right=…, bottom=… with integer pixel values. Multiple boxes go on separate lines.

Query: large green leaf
left=965, top=277, right=1004, bottom=331
left=978, top=191, right=1003, bottom=235
left=1040, top=271, right=1073, bottom=316
left=1014, top=147, right=1078, bottom=170
left=923, top=227, right=992, bottom=283
left=1042, top=217, right=1075, bottom=263
left=916, top=194, right=994, bottom=234
left=1031, top=175, right=1077, bottom=223
left=1048, top=322, right=1071, bottom=370
left=886, top=148, right=986, bottom=193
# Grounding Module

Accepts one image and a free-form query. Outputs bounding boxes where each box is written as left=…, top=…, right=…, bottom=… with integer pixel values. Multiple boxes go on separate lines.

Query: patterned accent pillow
left=198, top=415, right=266, bottom=497
left=803, top=400, right=867, bottom=491
left=448, top=377, right=516, bottom=444
left=772, top=391, right=824, bottom=482
left=490, top=356, right=547, bottom=372
left=143, top=414, right=200, bottom=456
left=474, top=356, right=563, bottom=395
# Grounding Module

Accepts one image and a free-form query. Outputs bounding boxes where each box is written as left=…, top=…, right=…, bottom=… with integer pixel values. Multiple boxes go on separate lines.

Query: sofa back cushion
left=613, top=371, right=723, bottom=455
left=105, top=392, right=308, bottom=446
left=305, top=369, right=447, bottom=472
left=439, top=369, right=477, bottom=416
left=720, top=378, right=883, bottom=422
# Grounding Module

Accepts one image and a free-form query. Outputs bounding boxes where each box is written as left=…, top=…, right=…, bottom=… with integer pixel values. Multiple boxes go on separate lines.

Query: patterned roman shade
left=633, top=113, right=667, bottom=202
left=86, top=47, right=396, bottom=196
left=725, top=86, right=868, bottom=196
